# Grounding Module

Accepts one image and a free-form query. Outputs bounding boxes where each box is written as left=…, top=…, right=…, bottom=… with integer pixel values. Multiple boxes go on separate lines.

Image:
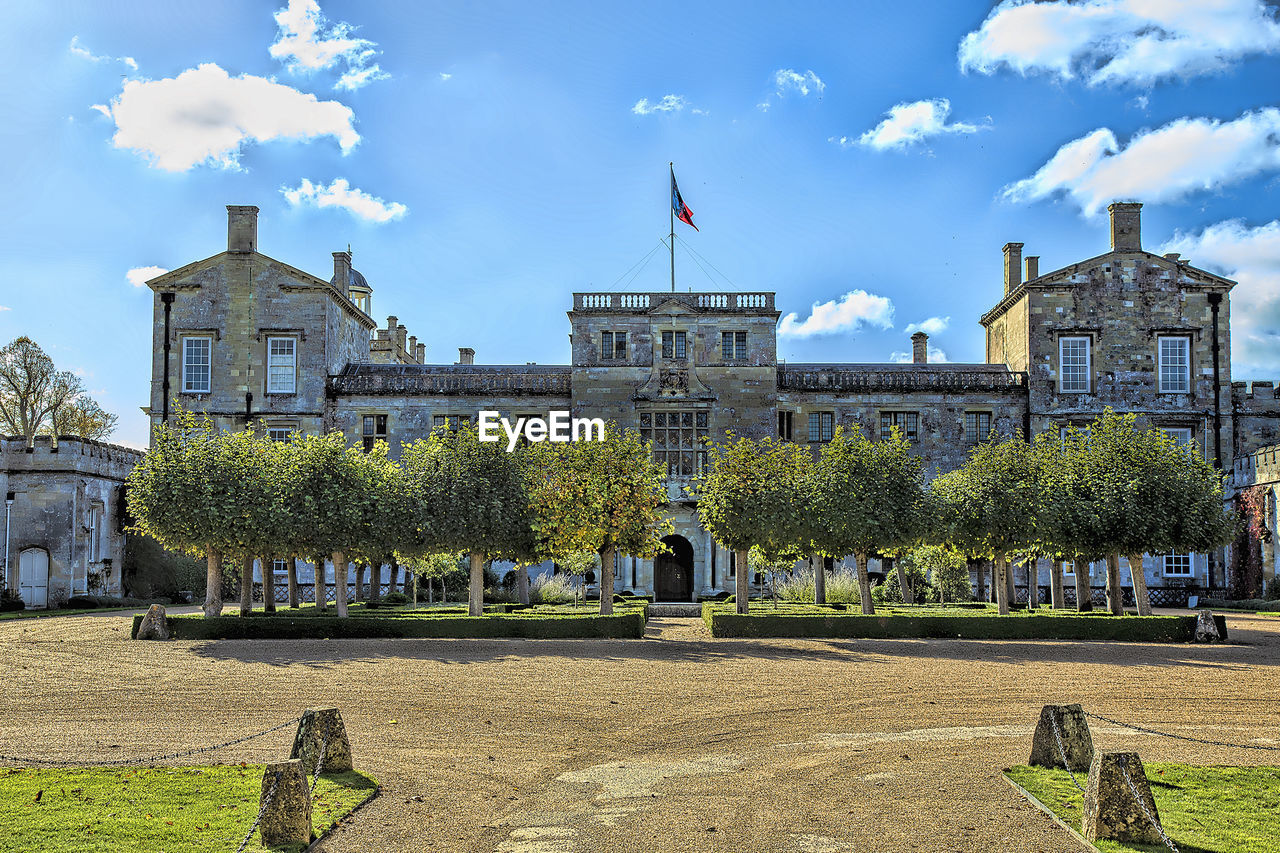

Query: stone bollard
left=1082, top=752, right=1165, bottom=845
left=1029, top=704, right=1094, bottom=772
left=290, top=707, right=353, bottom=774
left=259, top=759, right=312, bottom=846
left=135, top=604, right=169, bottom=640
left=1194, top=609, right=1222, bottom=643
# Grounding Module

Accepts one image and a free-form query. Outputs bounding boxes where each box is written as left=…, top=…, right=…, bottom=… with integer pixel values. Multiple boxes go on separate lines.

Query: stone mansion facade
left=142, top=203, right=1280, bottom=601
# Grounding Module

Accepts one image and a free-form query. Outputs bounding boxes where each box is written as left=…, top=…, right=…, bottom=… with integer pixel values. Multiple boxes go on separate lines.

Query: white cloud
left=905, top=316, right=950, bottom=335
left=632, top=95, right=687, bottom=115
left=126, top=266, right=168, bottom=288
left=282, top=178, right=407, bottom=223
left=439, top=72, right=452, bottom=82
left=69, top=35, right=137, bottom=71
left=0, top=306, right=10, bottom=312
left=890, top=346, right=950, bottom=364
left=1162, top=220, right=1280, bottom=376
left=844, top=98, right=983, bottom=151
left=90, top=103, right=111, bottom=118
left=778, top=290, right=894, bottom=337
left=99, top=63, right=359, bottom=172
left=773, top=69, right=825, bottom=97
left=1003, top=108, right=1280, bottom=215
left=959, top=0, right=1280, bottom=87
left=270, top=0, right=388, bottom=90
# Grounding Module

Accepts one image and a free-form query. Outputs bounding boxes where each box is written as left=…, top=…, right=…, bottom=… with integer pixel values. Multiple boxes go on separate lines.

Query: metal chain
left=234, top=769, right=280, bottom=853
left=0, top=717, right=303, bottom=767
left=1049, top=711, right=1087, bottom=794
left=1085, top=712, right=1280, bottom=751
left=309, top=730, right=330, bottom=795
left=1117, top=755, right=1179, bottom=853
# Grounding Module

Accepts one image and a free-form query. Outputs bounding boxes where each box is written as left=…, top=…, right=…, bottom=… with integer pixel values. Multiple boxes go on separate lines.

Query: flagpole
left=669, top=162, right=675, bottom=292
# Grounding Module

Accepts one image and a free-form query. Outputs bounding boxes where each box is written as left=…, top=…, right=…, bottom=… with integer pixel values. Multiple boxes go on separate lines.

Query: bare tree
left=0, top=337, right=88, bottom=445
left=52, top=396, right=119, bottom=441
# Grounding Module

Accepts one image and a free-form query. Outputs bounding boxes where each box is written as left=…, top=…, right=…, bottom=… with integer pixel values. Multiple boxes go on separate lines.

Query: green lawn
left=0, top=765, right=377, bottom=853
left=1006, top=764, right=1280, bottom=853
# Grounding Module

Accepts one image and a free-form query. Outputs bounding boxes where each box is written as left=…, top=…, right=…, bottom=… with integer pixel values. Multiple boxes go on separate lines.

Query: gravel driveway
left=0, top=608, right=1276, bottom=852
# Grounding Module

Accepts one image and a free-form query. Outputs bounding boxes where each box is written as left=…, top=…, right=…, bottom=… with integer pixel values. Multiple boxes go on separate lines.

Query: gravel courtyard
left=1, top=609, right=1277, bottom=852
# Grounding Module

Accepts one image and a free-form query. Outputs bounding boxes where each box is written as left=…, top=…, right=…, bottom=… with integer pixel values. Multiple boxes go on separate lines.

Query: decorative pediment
left=650, top=299, right=697, bottom=315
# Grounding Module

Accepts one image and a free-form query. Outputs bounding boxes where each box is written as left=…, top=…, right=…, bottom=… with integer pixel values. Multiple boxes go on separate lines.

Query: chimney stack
left=408, top=335, right=417, bottom=357
left=458, top=347, right=475, bottom=365
left=1025, top=255, right=1039, bottom=281
left=332, top=251, right=352, bottom=290
left=227, top=205, right=259, bottom=254
left=1003, top=242, right=1023, bottom=295
left=396, top=324, right=407, bottom=350
left=911, top=332, right=928, bottom=364
left=1108, top=202, right=1142, bottom=251
left=386, top=316, right=398, bottom=334
left=414, top=343, right=425, bottom=363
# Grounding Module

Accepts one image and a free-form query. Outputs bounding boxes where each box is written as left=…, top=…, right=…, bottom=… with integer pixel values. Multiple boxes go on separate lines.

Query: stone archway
left=653, top=535, right=694, bottom=602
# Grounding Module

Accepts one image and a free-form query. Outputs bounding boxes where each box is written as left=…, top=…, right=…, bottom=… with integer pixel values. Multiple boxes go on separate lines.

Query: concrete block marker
left=290, top=707, right=353, bottom=774
left=135, top=604, right=169, bottom=640
left=1082, top=752, right=1165, bottom=846
left=1194, top=609, right=1222, bottom=643
left=259, top=759, right=312, bottom=846
left=1029, top=704, right=1093, bottom=772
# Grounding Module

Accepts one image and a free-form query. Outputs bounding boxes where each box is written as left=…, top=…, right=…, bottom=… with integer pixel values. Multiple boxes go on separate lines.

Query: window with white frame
left=1161, top=427, right=1193, bottom=447
left=1158, top=336, right=1190, bottom=393
left=1163, top=553, right=1193, bottom=577
left=1059, top=336, right=1091, bottom=393
left=267, top=337, right=296, bottom=394
left=272, top=558, right=288, bottom=576
left=181, top=336, right=212, bottom=393
left=268, top=426, right=294, bottom=442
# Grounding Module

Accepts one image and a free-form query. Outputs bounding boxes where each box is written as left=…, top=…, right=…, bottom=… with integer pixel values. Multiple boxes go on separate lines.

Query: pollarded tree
left=529, top=423, right=671, bottom=615
left=401, top=424, right=537, bottom=617
left=287, top=431, right=386, bottom=617
left=696, top=434, right=812, bottom=614
left=126, top=411, right=266, bottom=618
left=932, top=435, right=1046, bottom=615
left=809, top=426, right=928, bottom=615
left=349, top=444, right=415, bottom=606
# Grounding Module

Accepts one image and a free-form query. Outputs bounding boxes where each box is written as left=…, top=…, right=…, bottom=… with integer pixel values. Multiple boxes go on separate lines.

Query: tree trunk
left=1005, top=556, right=1016, bottom=606
left=240, top=554, right=254, bottom=615
left=333, top=551, right=349, bottom=617
left=314, top=556, right=326, bottom=612
left=388, top=562, right=399, bottom=595
left=994, top=553, right=1010, bottom=615
left=353, top=563, right=365, bottom=602
left=894, top=558, right=912, bottom=605
left=1026, top=558, right=1039, bottom=610
left=261, top=554, right=276, bottom=613
left=411, top=571, right=417, bottom=605
left=975, top=558, right=985, bottom=602
left=428, top=575, right=434, bottom=603
left=1105, top=553, right=1123, bottom=616
left=468, top=551, right=485, bottom=617
left=599, top=545, right=615, bottom=615
left=1127, top=553, right=1152, bottom=617
left=388, top=557, right=399, bottom=600
left=369, top=559, right=382, bottom=604
left=855, top=552, right=874, bottom=614
left=287, top=554, right=299, bottom=609
left=735, top=548, right=750, bottom=614
left=1050, top=560, right=1064, bottom=609
left=813, top=554, right=826, bottom=606
left=517, top=565, right=530, bottom=606
left=1073, top=558, right=1092, bottom=612
left=204, top=549, right=223, bottom=618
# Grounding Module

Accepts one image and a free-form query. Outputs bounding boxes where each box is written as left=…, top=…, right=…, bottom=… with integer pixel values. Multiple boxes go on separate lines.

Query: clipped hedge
left=701, top=603, right=1226, bottom=642
left=134, top=603, right=649, bottom=640
left=1202, top=598, right=1280, bottom=613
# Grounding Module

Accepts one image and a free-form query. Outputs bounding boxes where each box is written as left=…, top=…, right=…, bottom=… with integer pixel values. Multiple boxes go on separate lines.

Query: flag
left=671, top=167, right=698, bottom=231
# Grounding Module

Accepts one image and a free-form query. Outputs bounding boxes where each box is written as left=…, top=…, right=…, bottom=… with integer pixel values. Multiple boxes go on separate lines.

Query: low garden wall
left=701, top=603, right=1226, bottom=642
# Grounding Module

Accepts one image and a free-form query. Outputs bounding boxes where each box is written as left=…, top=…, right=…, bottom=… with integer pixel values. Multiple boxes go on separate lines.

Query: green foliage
left=696, top=434, right=812, bottom=557
left=0, top=588, right=26, bottom=612
left=283, top=431, right=390, bottom=559
left=871, top=561, right=932, bottom=605
left=531, top=573, right=577, bottom=604
left=808, top=426, right=928, bottom=559
left=932, top=435, right=1045, bottom=561
left=122, top=533, right=207, bottom=599
left=775, top=569, right=862, bottom=604
left=900, top=544, right=971, bottom=603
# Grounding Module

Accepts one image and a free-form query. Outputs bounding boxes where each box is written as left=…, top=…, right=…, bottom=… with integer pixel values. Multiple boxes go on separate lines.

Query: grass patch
left=701, top=602, right=1224, bottom=642
left=1006, top=763, right=1280, bottom=853
left=137, top=601, right=650, bottom=640
left=0, top=765, right=377, bottom=853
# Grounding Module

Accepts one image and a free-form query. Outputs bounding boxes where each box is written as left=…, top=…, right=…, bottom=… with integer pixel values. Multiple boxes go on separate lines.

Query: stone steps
left=647, top=603, right=704, bottom=618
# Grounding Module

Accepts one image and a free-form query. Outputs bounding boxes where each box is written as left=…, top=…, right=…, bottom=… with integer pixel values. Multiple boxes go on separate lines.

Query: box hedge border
left=701, top=603, right=1226, bottom=642
left=136, top=603, right=648, bottom=640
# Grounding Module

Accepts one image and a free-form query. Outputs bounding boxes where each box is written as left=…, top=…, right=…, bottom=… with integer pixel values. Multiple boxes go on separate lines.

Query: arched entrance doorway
left=653, top=535, right=694, bottom=601
left=19, top=548, right=49, bottom=609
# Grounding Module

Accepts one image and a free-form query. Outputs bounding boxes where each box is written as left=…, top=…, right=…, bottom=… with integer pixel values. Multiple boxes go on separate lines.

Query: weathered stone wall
left=1232, top=382, right=1280, bottom=458
left=1, top=437, right=142, bottom=603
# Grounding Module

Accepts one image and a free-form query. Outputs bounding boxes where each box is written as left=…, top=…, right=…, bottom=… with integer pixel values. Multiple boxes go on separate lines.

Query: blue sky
left=3, top=0, right=1280, bottom=448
